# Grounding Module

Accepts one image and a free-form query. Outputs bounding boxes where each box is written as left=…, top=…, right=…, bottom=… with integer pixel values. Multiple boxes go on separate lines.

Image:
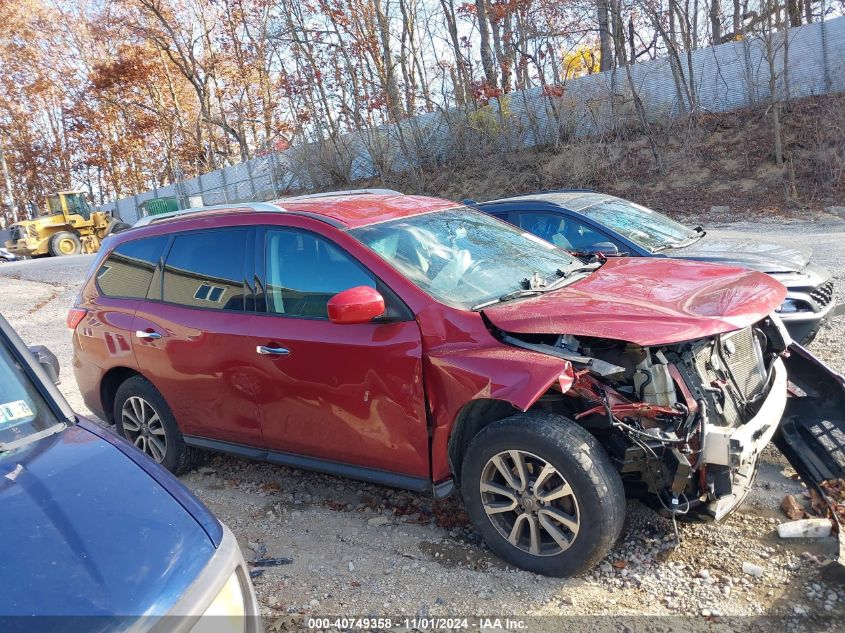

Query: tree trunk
left=787, top=0, right=803, bottom=26
left=733, top=0, right=742, bottom=37
left=475, top=0, right=497, bottom=87
left=765, top=0, right=784, bottom=168
left=610, top=0, right=627, bottom=66
left=597, top=0, right=614, bottom=71
left=710, top=0, right=721, bottom=44
left=373, top=0, right=405, bottom=123
left=439, top=0, right=470, bottom=104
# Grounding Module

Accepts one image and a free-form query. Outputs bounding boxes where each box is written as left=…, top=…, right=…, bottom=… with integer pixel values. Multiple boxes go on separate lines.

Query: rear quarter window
left=96, top=236, right=168, bottom=299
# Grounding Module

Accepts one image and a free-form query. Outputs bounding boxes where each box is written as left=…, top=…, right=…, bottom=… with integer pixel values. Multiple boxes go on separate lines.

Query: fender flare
left=425, top=347, right=574, bottom=482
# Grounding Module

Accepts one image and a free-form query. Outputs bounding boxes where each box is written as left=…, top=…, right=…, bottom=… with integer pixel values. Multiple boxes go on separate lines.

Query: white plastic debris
left=777, top=518, right=833, bottom=539
left=742, top=561, right=764, bottom=577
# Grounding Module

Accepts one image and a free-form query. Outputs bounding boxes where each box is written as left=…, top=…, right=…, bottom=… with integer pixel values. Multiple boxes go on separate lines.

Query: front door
left=250, top=226, right=429, bottom=479
left=132, top=226, right=264, bottom=447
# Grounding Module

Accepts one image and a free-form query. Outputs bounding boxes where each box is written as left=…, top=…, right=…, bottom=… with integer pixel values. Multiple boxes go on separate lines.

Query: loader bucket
left=775, top=343, right=845, bottom=583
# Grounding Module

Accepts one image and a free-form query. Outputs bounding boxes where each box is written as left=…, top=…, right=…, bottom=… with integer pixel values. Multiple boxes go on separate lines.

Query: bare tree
left=597, top=0, right=614, bottom=70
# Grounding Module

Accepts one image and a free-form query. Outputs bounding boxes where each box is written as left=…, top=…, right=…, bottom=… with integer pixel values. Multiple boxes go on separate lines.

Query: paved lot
left=1, top=218, right=844, bottom=625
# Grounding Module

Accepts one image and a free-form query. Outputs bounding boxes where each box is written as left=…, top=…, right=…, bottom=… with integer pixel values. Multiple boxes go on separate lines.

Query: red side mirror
left=327, top=286, right=386, bottom=324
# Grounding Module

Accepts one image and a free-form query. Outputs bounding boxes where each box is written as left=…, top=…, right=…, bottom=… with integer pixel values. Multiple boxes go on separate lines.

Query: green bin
left=139, top=197, right=181, bottom=218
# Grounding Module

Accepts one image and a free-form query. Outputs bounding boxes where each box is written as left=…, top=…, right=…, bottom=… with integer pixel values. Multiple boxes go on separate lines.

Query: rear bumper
left=72, top=349, right=109, bottom=422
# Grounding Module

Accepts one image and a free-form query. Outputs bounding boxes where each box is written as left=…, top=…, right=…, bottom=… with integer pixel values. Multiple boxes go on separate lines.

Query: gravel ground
left=1, top=216, right=844, bottom=628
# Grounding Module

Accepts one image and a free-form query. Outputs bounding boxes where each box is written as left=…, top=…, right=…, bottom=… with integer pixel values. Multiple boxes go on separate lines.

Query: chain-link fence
left=101, top=16, right=845, bottom=225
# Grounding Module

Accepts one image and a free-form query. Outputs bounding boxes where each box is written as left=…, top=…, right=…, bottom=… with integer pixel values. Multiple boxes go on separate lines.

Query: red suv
left=71, top=190, right=793, bottom=576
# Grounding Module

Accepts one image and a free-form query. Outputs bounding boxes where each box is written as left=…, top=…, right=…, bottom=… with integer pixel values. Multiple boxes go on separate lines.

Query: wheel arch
left=99, top=366, right=144, bottom=424
left=447, top=398, right=519, bottom=484
left=426, top=345, right=575, bottom=484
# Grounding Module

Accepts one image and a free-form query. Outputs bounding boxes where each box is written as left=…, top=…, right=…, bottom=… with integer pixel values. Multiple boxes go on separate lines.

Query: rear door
left=77, top=235, right=169, bottom=372
left=249, top=225, right=430, bottom=479
left=131, top=226, right=264, bottom=447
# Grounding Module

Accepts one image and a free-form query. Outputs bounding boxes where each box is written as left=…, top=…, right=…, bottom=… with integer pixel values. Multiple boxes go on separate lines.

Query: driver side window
left=264, top=229, right=376, bottom=319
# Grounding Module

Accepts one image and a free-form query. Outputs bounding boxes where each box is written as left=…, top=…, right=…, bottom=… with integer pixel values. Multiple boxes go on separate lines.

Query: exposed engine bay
left=496, top=314, right=793, bottom=523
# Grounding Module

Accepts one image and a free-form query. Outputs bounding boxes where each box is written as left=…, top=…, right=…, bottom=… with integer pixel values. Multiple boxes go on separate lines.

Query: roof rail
left=132, top=202, right=284, bottom=227
left=282, top=188, right=402, bottom=201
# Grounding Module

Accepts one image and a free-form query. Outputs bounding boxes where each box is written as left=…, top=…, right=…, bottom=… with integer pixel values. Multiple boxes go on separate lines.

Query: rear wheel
left=113, top=376, right=196, bottom=474
left=48, top=231, right=82, bottom=256
left=460, top=412, right=626, bottom=576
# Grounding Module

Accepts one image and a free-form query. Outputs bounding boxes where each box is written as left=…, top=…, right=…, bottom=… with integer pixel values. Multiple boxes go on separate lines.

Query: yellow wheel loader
left=3, top=191, right=130, bottom=258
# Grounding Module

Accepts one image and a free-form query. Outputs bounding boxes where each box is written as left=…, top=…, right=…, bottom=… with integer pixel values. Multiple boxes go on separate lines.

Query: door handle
left=135, top=330, right=162, bottom=340
left=256, top=345, right=290, bottom=356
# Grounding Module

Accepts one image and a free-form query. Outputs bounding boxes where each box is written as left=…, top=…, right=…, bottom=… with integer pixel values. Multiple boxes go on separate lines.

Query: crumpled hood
left=483, top=257, right=787, bottom=346
left=0, top=424, right=215, bottom=616
left=667, top=231, right=810, bottom=273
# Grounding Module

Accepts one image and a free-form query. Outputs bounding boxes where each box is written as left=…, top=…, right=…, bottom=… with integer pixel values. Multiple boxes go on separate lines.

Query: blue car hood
left=0, top=423, right=216, bottom=617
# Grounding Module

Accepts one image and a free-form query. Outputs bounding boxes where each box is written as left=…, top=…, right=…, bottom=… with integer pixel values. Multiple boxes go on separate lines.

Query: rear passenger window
left=162, top=229, right=249, bottom=311
left=97, top=236, right=168, bottom=299
left=265, top=229, right=375, bottom=319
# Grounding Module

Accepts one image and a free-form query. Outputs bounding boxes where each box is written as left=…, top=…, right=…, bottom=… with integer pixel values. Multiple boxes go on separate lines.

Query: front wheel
left=48, top=231, right=82, bottom=256
left=460, top=412, right=626, bottom=576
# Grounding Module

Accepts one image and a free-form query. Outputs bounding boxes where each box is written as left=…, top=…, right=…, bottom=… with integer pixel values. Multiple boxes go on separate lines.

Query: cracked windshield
left=578, top=198, right=700, bottom=252
left=351, top=207, right=582, bottom=309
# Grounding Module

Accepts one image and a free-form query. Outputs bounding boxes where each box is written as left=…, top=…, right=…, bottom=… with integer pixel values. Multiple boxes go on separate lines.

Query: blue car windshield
left=351, top=207, right=580, bottom=309
left=0, top=341, right=62, bottom=451
left=579, top=198, right=698, bottom=252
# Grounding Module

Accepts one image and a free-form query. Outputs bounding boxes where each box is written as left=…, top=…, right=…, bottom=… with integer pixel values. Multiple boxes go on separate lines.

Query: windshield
left=0, top=340, right=62, bottom=451
left=579, top=198, right=698, bottom=252
left=46, top=193, right=93, bottom=219
left=350, top=207, right=580, bottom=309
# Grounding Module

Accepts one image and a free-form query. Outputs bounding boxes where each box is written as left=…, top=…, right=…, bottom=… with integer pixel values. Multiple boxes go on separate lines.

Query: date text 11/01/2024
left=306, top=617, right=528, bottom=630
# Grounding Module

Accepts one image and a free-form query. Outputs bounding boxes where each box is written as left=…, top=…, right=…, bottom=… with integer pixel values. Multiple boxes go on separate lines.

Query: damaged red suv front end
left=349, top=201, right=811, bottom=576
left=479, top=256, right=790, bottom=522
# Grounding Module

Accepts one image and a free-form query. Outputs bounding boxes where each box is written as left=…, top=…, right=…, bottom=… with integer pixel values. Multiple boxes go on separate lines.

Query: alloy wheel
left=479, top=449, right=580, bottom=556
left=121, top=396, right=167, bottom=462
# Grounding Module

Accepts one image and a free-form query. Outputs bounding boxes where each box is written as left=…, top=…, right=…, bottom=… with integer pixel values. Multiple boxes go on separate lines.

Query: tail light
left=67, top=308, right=88, bottom=330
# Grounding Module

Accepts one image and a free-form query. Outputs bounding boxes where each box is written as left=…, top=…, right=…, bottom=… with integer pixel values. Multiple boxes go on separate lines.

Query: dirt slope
left=366, top=93, right=845, bottom=220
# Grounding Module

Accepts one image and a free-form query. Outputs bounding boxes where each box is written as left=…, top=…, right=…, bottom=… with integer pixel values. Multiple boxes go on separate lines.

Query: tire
left=460, top=412, right=626, bottom=576
left=48, top=231, right=82, bottom=256
left=113, top=375, right=196, bottom=474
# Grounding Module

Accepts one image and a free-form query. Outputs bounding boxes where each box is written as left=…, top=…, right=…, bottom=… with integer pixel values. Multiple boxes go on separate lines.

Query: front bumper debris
left=775, top=343, right=845, bottom=583
left=696, top=358, right=787, bottom=522
left=703, top=358, right=786, bottom=470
